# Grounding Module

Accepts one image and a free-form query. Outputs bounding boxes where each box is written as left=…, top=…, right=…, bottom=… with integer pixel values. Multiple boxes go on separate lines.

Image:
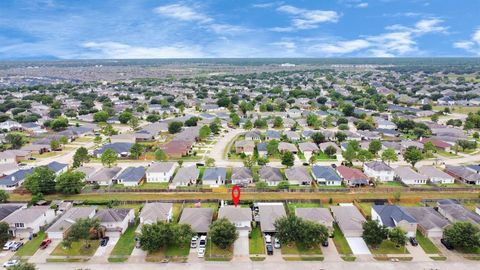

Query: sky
left=0, top=0, right=479, bottom=59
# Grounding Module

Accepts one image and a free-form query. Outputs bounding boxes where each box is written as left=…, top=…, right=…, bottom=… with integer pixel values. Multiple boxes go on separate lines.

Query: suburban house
left=444, top=165, right=480, bottom=185
left=278, top=142, right=298, bottom=153
left=0, top=168, right=33, bottom=190
left=138, top=203, right=173, bottom=232
left=336, top=165, right=369, bottom=187
left=110, top=133, right=136, bottom=143
left=420, top=138, right=452, bottom=152
left=371, top=205, right=417, bottom=237
left=160, top=140, right=193, bottom=158
left=374, top=117, right=397, bottom=130
left=202, top=167, right=227, bottom=187
left=265, top=130, right=281, bottom=140
left=170, top=166, right=199, bottom=188
left=256, top=142, right=267, bottom=157
left=285, top=166, right=312, bottom=185
left=363, top=161, right=395, bottom=182
left=93, top=142, right=134, bottom=158
left=258, top=166, right=284, bottom=186
left=404, top=207, right=450, bottom=238
left=179, top=208, right=214, bottom=234
left=298, top=142, right=319, bottom=160
left=417, top=166, right=455, bottom=184
left=231, top=167, right=253, bottom=186
left=284, top=131, right=300, bottom=141
left=86, top=167, right=122, bottom=186
left=46, top=207, right=96, bottom=239
left=311, top=165, right=342, bottom=186
left=3, top=206, right=56, bottom=238
left=244, top=130, right=261, bottom=141
left=437, top=200, right=480, bottom=226
left=394, top=166, right=428, bottom=185
left=0, top=204, right=25, bottom=221
left=115, top=166, right=146, bottom=187
left=46, top=161, right=69, bottom=176
left=257, top=202, right=286, bottom=233
left=331, top=205, right=366, bottom=237
left=218, top=206, right=252, bottom=231
left=76, top=166, right=98, bottom=180
left=295, top=208, right=334, bottom=233
left=95, top=208, right=135, bottom=236
left=146, top=162, right=178, bottom=183
left=235, top=140, right=255, bottom=155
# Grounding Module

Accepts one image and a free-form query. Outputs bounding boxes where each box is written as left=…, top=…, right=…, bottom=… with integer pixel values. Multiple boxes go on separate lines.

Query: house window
left=14, top=223, right=24, bottom=228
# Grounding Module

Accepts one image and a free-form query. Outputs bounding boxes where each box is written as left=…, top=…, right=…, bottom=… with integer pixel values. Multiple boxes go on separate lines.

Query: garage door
left=345, top=237, right=371, bottom=255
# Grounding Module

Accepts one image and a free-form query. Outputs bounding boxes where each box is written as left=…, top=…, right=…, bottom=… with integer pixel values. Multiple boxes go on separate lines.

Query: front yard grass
left=281, top=242, right=322, bottom=255
left=416, top=230, right=440, bottom=254
left=15, top=231, right=46, bottom=257
left=205, top=241, right=233, bottom=261
left=332, top=223, right=352, bottom=255
left=145, top=242, right=190, bottom=262
left=249, top=226, right=265, bottom=255
left=369, top=240, right=409, bottom=255
left=51, top=240, right=100, bottom=257
left=108, top=225, right=138, bottom=262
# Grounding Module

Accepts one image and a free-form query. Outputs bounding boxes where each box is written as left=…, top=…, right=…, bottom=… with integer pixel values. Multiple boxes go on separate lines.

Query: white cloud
left=153, top=4, right=212, bottom=23
left=414, top=18, right=447, bottom=34
left=310, top=39, right=370, bottom=54
left=275, top=5, right=339, bottom=30
left=82, top=42, right=206, bottom=58
left=454, top=28, right=480, bottom=55
left=271, top=41, right=296, bottom=50
left=356, top=3, right=369, bottom=8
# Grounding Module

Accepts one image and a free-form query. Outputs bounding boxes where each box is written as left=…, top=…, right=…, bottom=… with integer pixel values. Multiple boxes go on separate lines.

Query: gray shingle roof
left=258, top=203, right=286, bottom=232
left=172, top=166, right=199, bottom=185
left=404, top=207, right=450, bottom=231
left=139, top=203, right=173, bottom=223
left=147, top=162, right=176, bottom=173
left=218, top=206, right=252, bottom=223
left=365, top=161, right=393, bottom=172
left=295, top=208, right=334, bottom=224
left=372, top=205, right=416, bottom=228
left=95, top=208, right=132, bottom=223
left=116, top=167, right=145, bottom=183
left=258, top=166, right=283, bottom=183
left=231, top=167, right=253, bottom=181
left=311, top=166, right=341, bottom=181
left=47, top=207, right=96, bottom=233
left=202, top=167, right=227, bottom=181
left=179, top=208, right=214, bottom=233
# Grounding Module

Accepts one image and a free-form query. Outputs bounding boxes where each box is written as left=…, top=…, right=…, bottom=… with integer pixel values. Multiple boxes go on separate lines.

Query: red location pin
left=232, top=185, right=241, bottom=207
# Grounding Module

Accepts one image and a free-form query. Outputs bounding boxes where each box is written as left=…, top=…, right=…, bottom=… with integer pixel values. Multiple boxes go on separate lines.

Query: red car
left=39, top=239, right=52, bottom=249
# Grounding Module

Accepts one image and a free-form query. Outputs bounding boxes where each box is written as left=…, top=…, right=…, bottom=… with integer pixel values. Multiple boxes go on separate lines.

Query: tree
left=209, top=122, right=221, bottom=134
left=357, top=149, right=374, bottom=164
left=0, top=190, right=8, bottom=203
left=274, top=215, right=328, bottom=248
left=206, top=157, right=215, bottom=167
left=51, top=117, right=69, bottom=131
left=146, top=114, right=161, bottom=122
left=301, top=220, right=329, bottom=248
left=243, top=155, right=255, bottom=168
left=281, top=151, right=295, bottom=167
left=324, top=145, right=337, bottom=157
left=59, top=136, right=68, bottom=146
left=9, top=262, right=36, bottom=270
left=273, top=116, right=283, bottom=128
left=342, top=104, right=355, bottom=117
left=128, top=116, right=139, bottom=130
left=168, top=121, right=183, bottom=134
left=101, top=148, right=117, bottom=167
left=443, top=222, right=480, bottom=252
left=0, top=222, right=10, bottom=247
left=381, top=148, right=398, bottom=164
left=66, top=218, right=100, bottom=248
left=209, top=218, right=238, bottom=249
left=403, top=146, right=423, bottom=167
left=275, top=215, right=303, bottom=244
left=266, top=140, right=279, bottom=156
left=311, top=132, right=325, bottom=145
left=431, top=114, right=439, bottom=123
left=309, top=155, right=317, bottom=165
left=230, top=113, right=240, bottom=127
left=56, top=171, right=85, bottom=195
left=94, top=135, right=102, bottom=144
left=50, top=139, right=61, bottom=151
left=306, top=114, right=319, bottom=128
left=118, top=111, right=133, bottom=124
left=199, top=125, right=211, bottom=141
left=368, top=140, right=382, bottom=155
left=335, top=131, right=347, bottom=142
left=243, top=119, right=253, bottom=130
left=139, top=222, right=195, bottom=253
left=129, top=143, right=145, bottom=160
left=24, top=166, right=56, bottom=195
left=73, top=147, right=90, bottom=167
left=93, top=111, right=109, bottom=122
left=389, top=227, right=407, bottom=248
left=154, top=149, right=168, bottom=161
left=362, top=220, right=388, bottom=248
left=342, top=145, right=357, bottom=165
left=5, top=133, right=26, bottom=149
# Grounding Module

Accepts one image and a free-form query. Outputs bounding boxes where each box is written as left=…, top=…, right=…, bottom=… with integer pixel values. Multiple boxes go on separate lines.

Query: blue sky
left=0, top=0, right=479, bottom=59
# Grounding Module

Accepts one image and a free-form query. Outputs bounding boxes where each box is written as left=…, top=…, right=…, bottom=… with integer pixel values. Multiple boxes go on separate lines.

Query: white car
left=274, top=238, right=281, bottom=249
left=190, top=236, right=198, bottom=248
left=3, top=259, right=20, bottom=268
left=198, top=235, right=207, bottom=249
left=197, top=248, right=205, bottom=258
left=265, top=234, right=272, bottom=244
left=2, top=241, right=14, bottom=251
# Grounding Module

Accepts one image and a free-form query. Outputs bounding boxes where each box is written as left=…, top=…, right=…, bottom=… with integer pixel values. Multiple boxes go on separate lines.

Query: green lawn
left=138, top=182, right=170, bottom=189
left=15, top=231, right=46, bottom=257
left=146, top=242, right=190, bottom=262
left=437, top=150, right=460, bottom=158
left=281, top=242, right=322, bottom=255
left=286, top=202, right=322, bottom=214
left=108, top=225, right=138, bottom=262
left=369, top=240, right=409, bottom=255
left=51, top=240, right=100, bottom=256
left=249, top=226, right=265, bottom=255
left=416, top=230, right=440, bottom=254
left=314, top=152, right=336, bottom=160
left=205, top=241, right=233, bottom=261
left=332, top=223, right=352, bottom=255
left=356, top=202, right=372, bottom=218
left=376, top=181, right=404, bottom=188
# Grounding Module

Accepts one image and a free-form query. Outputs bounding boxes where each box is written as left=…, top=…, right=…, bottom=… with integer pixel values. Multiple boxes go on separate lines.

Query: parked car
left=266, top=244, right=273, bottom=255
left=100, top=237, right=110, bottom=247
left=322, top=239, right=329, bottom=247
left=441, top=238, right=453, bottom=250
left=3, top=241, right=15, bottom=251
left=190, top=236, right=198, bottom=248
left=274, top=238, right=281, bottom=249
left=40, top=239, right=52, bottom=249
left=3, top=259, right=20, bottom=268
left=10, top=242, right=23, bottom=251
left=409, top=237, right=418, bottom=246
left=264, top=234, right=272, bottom=244
left=197, top=248, right=205, bottom=258
left=198, top=235, right=207, bottom=249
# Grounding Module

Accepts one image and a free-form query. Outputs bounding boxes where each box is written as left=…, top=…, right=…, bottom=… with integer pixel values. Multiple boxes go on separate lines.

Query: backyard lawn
left=15, top=231, right=46, bottom=257
left=51, top=240, right=100, bottom=257
left=332, top=224, right=352, bottom=255
left=249, top=226, right=265, bottom=255
left=108, top=225, right=138, bottom=262
left=416, top=230, right=440, bottom=254
left=286, top=202, right=322, bottom=214
left=369, top=240, right=409, bottom=255
left=356, top=202, right=372, bottom=218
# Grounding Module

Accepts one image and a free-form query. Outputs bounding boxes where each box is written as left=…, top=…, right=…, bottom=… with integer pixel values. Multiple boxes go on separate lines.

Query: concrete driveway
left=405, top=242, right=431, bottom=261
left=29, top=239, right=62, bottom=263
left=346, top=237, right=371, bottom=255
left=321, top=238, right=341, bottom=262
left=233, top=230, right=249, bottom=257
left=91, top=237, right=119, bottom=262
left=128, top=246, right=147, bottom=263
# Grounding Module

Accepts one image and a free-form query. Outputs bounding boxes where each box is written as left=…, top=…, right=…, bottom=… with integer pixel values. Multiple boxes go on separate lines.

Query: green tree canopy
left=24, top=166, right=56, bottom=195
left=73, top=146, right=90, bottom=168
left=403, top=146, right=423, bottom=167
left=209, top=218, right=239, bottom=249
left=56, top=171, right=86, bottom=195
left=101, top=148, right=118, bottom=167
left=443, top=222, right=480, bottom=252
left=362, top=220, right=388, bottom=248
